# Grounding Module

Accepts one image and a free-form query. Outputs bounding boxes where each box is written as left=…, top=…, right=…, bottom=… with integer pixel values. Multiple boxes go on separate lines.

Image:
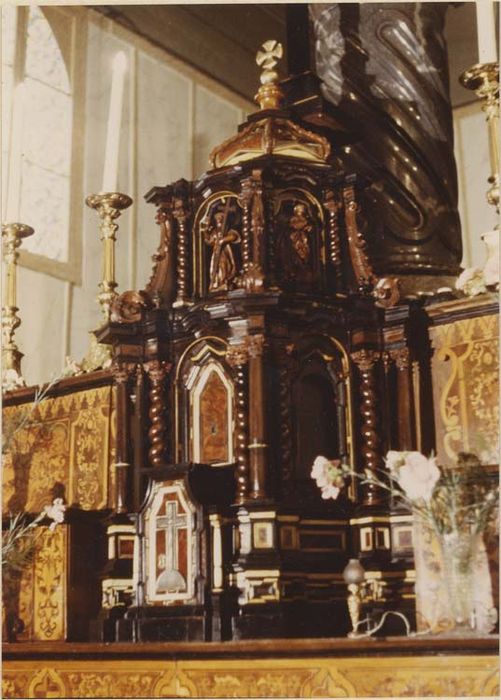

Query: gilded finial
left=255, top=40, right=284, bottom=110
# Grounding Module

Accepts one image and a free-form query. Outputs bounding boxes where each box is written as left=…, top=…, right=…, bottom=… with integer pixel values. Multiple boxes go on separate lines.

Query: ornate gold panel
left=33, top=527, right=66, bottom=641
left=429, top=311, right=499, bottom=465
left=5, top=525, right=67, bottom=643
left=2, top=654, right=498, bottom=698
left=3, top=386, right=115, bottom=512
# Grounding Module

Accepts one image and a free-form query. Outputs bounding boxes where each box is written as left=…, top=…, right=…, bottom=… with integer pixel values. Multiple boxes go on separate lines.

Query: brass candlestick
left=83, top=192, right=132, bottom=371
left=460, top=62, right=499, bottom=212
left=343, top=558, right=384, bottom=637
left=459, top=62, right=499, bottom=290
left=2, top=222, right=34, bottom=392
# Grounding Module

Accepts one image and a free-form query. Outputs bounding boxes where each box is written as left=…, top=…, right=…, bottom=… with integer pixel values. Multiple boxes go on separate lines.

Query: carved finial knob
left=255, top=40, right=284, bottom=110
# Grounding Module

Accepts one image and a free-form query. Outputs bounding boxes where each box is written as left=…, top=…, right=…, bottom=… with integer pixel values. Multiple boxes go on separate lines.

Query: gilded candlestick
left=2, top=222, right=34, bottom=392
left=85, top=192, right=132, bottom=321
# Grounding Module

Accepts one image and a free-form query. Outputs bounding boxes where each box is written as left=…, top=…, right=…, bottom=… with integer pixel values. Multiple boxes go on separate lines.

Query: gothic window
left=1, top=6, right=83, bottom=280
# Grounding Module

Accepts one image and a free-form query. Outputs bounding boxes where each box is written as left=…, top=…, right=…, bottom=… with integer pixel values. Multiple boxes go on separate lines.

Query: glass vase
left=438, top=529, right=480, bottom=634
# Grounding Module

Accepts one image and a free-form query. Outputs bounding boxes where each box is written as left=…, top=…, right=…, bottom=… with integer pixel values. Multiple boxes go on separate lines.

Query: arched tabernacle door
left=291, top=336, right=352, bottom=486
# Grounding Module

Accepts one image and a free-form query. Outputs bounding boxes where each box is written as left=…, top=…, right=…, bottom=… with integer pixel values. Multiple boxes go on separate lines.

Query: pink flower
left=395, top=452, right=440, bottom=503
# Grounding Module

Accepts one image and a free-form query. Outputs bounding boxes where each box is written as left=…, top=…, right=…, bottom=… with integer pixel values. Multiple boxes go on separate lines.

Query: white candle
left=102, top=51, right=127, bottom=193
left=476, top=0, right=498, bottom=64
left=5, top=83, right=26, bottom=223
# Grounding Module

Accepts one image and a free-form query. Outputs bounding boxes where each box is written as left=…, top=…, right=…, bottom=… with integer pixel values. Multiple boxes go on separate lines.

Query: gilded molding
left=3, top=655, right=498, bottom=698
left=351, top=349, right=380, bottom=371
left=389, top=347, right=410, bottom=370
left=225, top=344, right=249, bottom=367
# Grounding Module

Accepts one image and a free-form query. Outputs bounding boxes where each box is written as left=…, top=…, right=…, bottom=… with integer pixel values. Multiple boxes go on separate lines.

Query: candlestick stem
left=82, top=192, right=132, bottom=372
left=1, top=222, right=34, bottom=392
left=86, top=192, right=132, bottom=320
left=460, top=62, right=500, bottom=212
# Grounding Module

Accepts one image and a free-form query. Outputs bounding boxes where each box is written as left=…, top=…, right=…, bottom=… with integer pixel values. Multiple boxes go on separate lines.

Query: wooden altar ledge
left=3, top=636, right=499, bottom=698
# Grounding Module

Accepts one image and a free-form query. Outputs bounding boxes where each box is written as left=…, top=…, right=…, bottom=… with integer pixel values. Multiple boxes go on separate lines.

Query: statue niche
left=290, top=339, right=351, bottom=490
left=274, top=196, right=323, bottom=290
left=201, top=198, right=242, bottom=293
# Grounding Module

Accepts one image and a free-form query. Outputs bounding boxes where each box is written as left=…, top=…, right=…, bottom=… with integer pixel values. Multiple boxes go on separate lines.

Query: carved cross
left=256, top=40, right=283, bottom=71
left=156, top=500, right=187, bottom=574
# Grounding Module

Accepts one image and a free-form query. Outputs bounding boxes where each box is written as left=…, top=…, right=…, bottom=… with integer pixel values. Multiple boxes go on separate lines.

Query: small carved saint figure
left=203, top=204, right=241, bottom=292
left=289, top=202, right=312, bottom=263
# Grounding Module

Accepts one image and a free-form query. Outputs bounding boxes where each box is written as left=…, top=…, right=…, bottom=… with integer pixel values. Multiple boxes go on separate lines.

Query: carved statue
left=289, top=203, right=313, bottom=263
left=203, top=205, right=241, bottom=292
left=277, top=201, right=314, bottom=284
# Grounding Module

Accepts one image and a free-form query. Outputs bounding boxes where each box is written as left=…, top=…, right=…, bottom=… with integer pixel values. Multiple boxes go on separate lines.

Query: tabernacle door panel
left=144, top=481, right=197, bottom=605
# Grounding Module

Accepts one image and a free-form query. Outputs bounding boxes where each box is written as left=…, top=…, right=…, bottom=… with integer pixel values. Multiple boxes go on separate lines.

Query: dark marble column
left=310, top=2, right=462, bottom=282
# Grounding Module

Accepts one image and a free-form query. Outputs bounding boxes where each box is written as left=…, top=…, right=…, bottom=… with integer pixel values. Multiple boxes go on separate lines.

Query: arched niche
left=291, top=335, right=352, bottom=482
left=176, top=338, right=235, bottom=467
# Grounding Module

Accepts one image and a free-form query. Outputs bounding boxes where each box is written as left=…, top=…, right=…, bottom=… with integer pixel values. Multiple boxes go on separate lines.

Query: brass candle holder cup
left=2, top=222, right=34, bottom=392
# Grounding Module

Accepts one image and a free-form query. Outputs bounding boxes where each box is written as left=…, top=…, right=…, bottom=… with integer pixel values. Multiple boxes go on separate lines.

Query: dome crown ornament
left=209, top=40, right=330, bottom=169
left=255, top=39, right=284, bottom=110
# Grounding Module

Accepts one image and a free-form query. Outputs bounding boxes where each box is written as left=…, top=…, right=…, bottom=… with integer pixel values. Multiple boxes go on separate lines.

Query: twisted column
left=351, top=349, right=383, bottom=506
left=173, top=197, right=189, bottom=305
left=311, top=2, right=461, bottom=278
left=226, top=344, right=249, bottom=504
left=324, top=188, right=343, bottom=288
left=145, top=360, right=171, bottom=468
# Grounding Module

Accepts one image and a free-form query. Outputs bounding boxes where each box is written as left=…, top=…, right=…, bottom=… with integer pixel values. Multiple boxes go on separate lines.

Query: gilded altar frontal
left=1, top=3, right=499, bottom=699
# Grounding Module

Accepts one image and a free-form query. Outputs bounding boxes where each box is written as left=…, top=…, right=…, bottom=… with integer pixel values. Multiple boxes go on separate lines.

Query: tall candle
left=476, top=0, right=498, bottom=64
left=102, top=51, right=127, bottom=193
left=5, top=83, right=26, bottom=223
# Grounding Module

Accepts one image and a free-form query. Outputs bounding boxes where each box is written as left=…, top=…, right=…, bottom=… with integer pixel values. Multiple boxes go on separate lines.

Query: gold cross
left=256, top=40, right=283, bottom=72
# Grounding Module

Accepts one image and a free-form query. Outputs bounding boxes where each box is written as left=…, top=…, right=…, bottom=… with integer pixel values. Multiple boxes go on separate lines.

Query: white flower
left=455, top=267, right=487, bottom=297
left=43, top=498, right=66, bottom=531
left=321, top=484, right=341, bottom=500
left=385, top=450, right=407, bottom=474
left=311, top=456, right=345, bottom=500
left=311, top=455, right=331, bottom=480
left=395, top=452, right=440, bottom=503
